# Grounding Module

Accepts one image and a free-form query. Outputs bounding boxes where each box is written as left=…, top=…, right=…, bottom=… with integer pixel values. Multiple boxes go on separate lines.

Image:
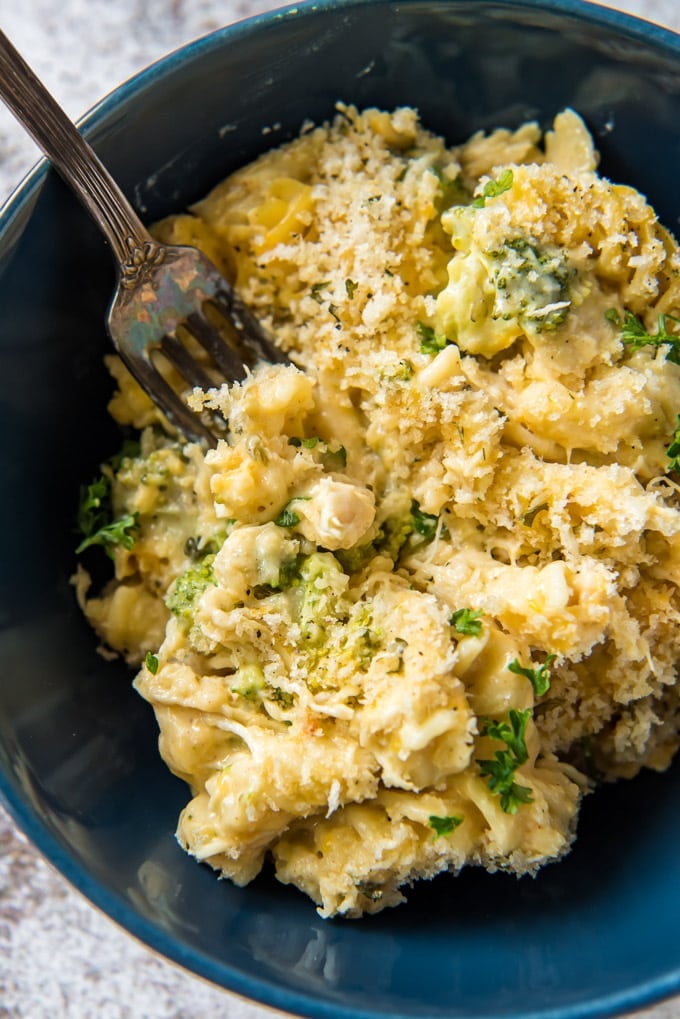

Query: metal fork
left=0, top=28, right=287, bottom=447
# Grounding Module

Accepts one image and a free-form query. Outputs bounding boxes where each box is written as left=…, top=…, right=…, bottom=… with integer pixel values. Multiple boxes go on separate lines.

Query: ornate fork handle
left=0, top=29, right=159, bottom=283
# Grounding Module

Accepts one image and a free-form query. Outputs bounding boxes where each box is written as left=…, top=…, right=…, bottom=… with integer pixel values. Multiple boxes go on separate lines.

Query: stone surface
left=1, top=1, right=680, bottom=1016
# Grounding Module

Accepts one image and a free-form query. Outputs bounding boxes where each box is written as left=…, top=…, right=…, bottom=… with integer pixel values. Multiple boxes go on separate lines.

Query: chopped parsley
left=478, top=708, right=534, bottom=814
left=428, top=814, right=464, bottom=840
left=472, top=168, right=514, bottom=208
left=76, top=442, right=147, bottom=558
left=450, top=607, right=483, bottom=637
left=416, top=320, right=449, bottom=355
left=667, top=415, right=680, bottom=473
left=77, top=475, right=111, bottom=540
left=76, top=503, right=139, bottom=557
left=345, top=278, right=359, bottom=299
left=145, top=651, right=159, bottom=675
left=608, top=308, right=680, bottom=364
left=508, top=654, right=556, bottom=696
left=410, top=501, right=439, bottom=541
left=274, top=504, right=302, bottom=527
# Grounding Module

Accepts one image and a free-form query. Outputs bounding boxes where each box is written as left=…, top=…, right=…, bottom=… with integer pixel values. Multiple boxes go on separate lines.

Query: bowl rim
left=1, top=0, right=680, bottom=1016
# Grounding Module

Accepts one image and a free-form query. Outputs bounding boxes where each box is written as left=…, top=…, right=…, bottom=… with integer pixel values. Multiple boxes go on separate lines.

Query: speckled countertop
left=1, top=1, right=680, bottom=1016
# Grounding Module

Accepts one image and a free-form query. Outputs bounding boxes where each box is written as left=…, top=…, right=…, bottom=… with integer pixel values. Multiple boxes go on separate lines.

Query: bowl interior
left=1, top=2, right=680, bottom=1017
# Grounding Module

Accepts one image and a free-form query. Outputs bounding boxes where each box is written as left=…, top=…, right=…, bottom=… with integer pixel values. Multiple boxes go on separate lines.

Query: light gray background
left=0, top=1, right=679, bottom=1016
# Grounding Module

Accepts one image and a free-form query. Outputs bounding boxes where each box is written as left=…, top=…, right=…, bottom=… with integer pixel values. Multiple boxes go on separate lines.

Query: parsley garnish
left=345, top=278, right=359, bottom=299
left=478, top=708, right=534, bottom=814
left=416, top=320, right=449, bottom=355
left=508, top=654, right=556, bottom=696
left=667, top=415, right=680, bottom=473
left=472, top=168, right=514, bottom=208
left=450, top=607, right=483, bottom=637
left=411, top=501, right=439, bottom=541
left=428, top=814, right=464, bottom=840
left=275, top=504, right=302, bottom=527
left=77, top=476, right=111, bottom=539
left=145, top=651, right=159, bottom=675
left=608, top=308, right=680, bottom=364
left=76, top=509, right=139, bottom=556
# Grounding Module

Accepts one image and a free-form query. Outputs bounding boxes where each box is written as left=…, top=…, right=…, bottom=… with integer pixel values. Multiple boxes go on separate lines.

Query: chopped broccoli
left=417, top=320, right=450, bottom=355
left=166, top=555, right=216, bottom=624
left=231, top=664, right=266, bottom=700
left=296, top=552, right=347, bottom=646
left=487, top=237, right=573, bottom=332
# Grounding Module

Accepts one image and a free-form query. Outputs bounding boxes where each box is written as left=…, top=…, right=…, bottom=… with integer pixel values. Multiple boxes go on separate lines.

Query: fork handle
left=0, top=29, right=155, bottom=277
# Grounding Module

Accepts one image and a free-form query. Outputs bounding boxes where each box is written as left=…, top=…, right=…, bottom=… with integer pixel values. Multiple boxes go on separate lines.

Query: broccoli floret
left=487, top=238, right=573, bottom=332
left=166, top=555, right=216, bottom=624
left=231, top=663, right=266, bottom=700
left=296, top=552, right=347, bottom=646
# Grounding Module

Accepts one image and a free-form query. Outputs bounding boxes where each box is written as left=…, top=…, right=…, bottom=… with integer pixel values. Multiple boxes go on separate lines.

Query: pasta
left=75, top=105, right=680, bottom=917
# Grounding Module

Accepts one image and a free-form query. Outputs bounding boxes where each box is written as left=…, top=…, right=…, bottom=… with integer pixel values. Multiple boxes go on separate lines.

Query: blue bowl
left=1, top=1, right=679, bottom=1016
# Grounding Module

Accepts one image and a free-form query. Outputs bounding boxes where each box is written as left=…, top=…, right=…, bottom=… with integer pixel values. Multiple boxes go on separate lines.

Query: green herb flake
left=77, top=475, right=111, bottom=539
left=76, top=512, right=140, bottom=557
left=410, top=501, right=439, bottom=541
left=428, top=814, right=464, bottom=840
left=145, top=651, right=159, bottom=675
left=472, top=168, right=514, bottom=208
left=616, top=310, right=680, bottom=365
left=275, top=506, right=301, bottom=528
left=667, top=415, right=680, bottom=473
left=508, top=654, right=556, bottom=696
left=345, top=278, right=359, bottom=299
left=478, top=708, right=534, bottom=814
left=450, top=607, right=483, bottom=637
